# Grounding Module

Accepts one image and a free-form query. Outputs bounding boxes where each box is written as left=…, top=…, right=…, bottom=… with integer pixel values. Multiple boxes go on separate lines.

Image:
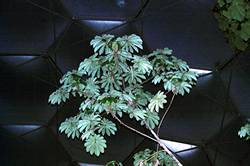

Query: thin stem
left=143, top=150, right=165, bottom=163
left=111, top=113, right=158, bottom=143
left=144, top=122, right=182, bottom=166
left=156, top=94, right=175, bottom=151
left=147, top=127, right=182, bottom=166
left=142, top=75, right=154, bottom=84
left=157, top=94, right=175, bottom=136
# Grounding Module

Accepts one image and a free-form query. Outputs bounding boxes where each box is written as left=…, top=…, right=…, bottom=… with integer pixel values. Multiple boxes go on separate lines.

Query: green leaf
left=117, top=34, right=143, bottom=53
left=106, top=161, right=123, bottom=166
left=78, top=54, right=101, bottom=77
left=214, top=0, right=250, bottom=52
left=141, top=110, right=160, bottom=129
left=78, top=114, right=101, bottom=132
left=84, top=78, right=100, bottom=96
left=90, top=34, right=114, bottom=54
left=134, top=149, right=178, bottom=166
left=98, top=118, right=117, bottom=136
left=48, top=87, right=70, bottom=104
left=84, top=134, right=107, bottom=156
left=129, top=108, right=146, bottom=121
left=81, top=130, right=94, bottom=140
left=59, top=116, right=80, bottom=139
left=133, top=56, right=153, bottom=74
left=101, top=71, right=122, bottom=92
left=133, top=149, right=153, bottom=166
left=239, top=22, right=250, bottom=41
left=79, top=99, right=92, bottom=111
left=221, top=0, right=246, bottom=21
left=124, top=67, right=146, bottom=84
left=148, top=91, right=167, bottom=112
left=152, top=75, right=163, bottom=84
left=158, top=151, right=178, bottom=166
left=218, top=0, right=225, bottom=7
left=238, top=123, right=250, bottom=139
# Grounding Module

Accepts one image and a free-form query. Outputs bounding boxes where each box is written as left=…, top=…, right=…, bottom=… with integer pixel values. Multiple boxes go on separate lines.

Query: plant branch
left=142, top=75, right=154, bottom=84
left=147, top=126, right=182, bottom=166
left=157, top=94, right=175, bottom=136
left=111, top=113, right=158, bottom=143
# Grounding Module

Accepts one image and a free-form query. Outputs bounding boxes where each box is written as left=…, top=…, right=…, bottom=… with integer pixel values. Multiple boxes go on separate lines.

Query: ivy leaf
left=117, top=34, right=143, bottom=53
left=148, top=91, right=167, bottom=112
left=84, top=134, right=107, bottom=156
left=59, top=117, right=80, bottom=139
left=98, top=118, right=117, bottom=136
left=48, top=87, right=70, bottom=104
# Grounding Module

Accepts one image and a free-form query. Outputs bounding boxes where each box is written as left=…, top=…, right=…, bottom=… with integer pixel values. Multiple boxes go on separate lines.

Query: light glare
left=161, top=139, right=197, bottom=153
left=189, top=68, right=212, bottom=76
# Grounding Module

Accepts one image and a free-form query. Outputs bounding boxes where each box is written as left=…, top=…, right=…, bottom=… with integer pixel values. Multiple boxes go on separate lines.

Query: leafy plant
left=133, top=149, right=177, bottom=166
left=238, top=123, right=250, bottom=140
left=214, top=0, right=250, bottom=52
left=48, top=34, right=198, bottom=165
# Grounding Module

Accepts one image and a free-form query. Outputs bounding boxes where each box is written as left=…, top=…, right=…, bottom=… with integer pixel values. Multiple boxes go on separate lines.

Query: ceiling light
left=189, top=68, right=212, bottom=76
left=82, top=20, right=125, bottom=32
left=83, top=20, right=125, bottom=25
left=2, top=125, right=41, bottom=135
left=161, top=139, right=197, bottom=153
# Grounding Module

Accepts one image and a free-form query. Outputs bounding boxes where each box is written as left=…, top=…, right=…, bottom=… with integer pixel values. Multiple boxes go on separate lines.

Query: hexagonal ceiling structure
left=0, top=0, right=250, bottom=166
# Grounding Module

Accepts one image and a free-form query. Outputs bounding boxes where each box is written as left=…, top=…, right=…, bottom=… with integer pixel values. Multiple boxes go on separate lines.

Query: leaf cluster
left=238, top=123, right=250, bottom=140
left=214, top=0, right=250, bottom=51
left=133, top=149, right=178, bottom=166
left=48, top=34, right=198, bottom=159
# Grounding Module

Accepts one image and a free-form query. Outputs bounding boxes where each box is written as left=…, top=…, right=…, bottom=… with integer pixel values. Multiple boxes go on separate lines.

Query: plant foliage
left=48, top=34, right=198, bottom=164
left=133, top=149, right=178, bottom=166
left=214, top=0, right=250, bottom=51
left=238, top=123, right=250, bottom=140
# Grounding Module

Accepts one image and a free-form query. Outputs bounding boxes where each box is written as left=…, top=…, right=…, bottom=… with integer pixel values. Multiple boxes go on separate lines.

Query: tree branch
left=157, top=94, right=175, bottom=136
left=147, top=126, right=182, bottom=166
left=142, top=75, right=154, bottom=84
left=111, top=113, right=158, bottom=143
